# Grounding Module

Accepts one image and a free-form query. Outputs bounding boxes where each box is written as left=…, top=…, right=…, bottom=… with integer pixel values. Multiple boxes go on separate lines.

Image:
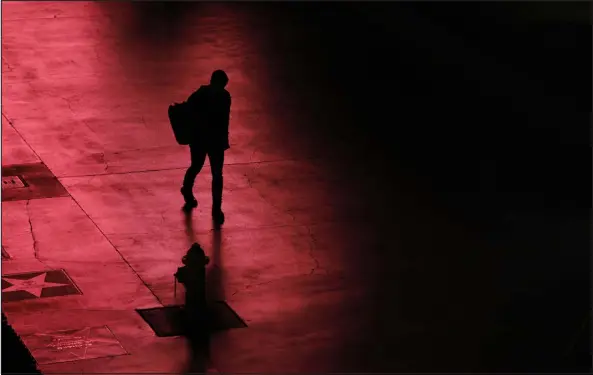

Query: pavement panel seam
left=2, top=112, right=46, bottom=167
left=121, top=218, right=368, bottom=238
left=4, top=113, right=176, bottom=306
left=65, top=191, right=164, bottom=307
left=55, top=156, right=328, bottom=179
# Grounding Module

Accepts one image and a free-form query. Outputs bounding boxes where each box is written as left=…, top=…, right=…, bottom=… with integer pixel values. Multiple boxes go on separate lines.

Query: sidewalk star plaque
left=2, top=269, right=82, bottom=302
left=22, top=325, right=128, bottom=365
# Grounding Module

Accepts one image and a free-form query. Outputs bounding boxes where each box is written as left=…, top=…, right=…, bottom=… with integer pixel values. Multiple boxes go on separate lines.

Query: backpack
left=168, top=86, right=210, bottom=145
left=168, top=101, right=192, bottom=145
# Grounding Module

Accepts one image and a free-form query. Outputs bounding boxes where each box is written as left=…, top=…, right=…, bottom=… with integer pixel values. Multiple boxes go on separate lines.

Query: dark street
left=2, top=1, right=590, bottom=373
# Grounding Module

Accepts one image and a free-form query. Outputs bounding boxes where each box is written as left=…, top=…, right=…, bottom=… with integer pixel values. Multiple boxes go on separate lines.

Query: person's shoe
left=182, top=200, right=198, bottom=212
left=212, top=208, right=225, bottom=225
left=181, top=188, right=198, bottom=211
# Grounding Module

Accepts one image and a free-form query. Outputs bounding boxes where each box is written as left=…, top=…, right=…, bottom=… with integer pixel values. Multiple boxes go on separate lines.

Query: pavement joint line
left=66, top=192, right=165, bottom=307
left=55, top=156, right=329, bottom=179
left=107, top=219, right=368, bottom=246
left=3, top=111, right=163, bottom=306
left=2, top=119, right=348, bottom=309
left=2, top=112, right=45, bottom=166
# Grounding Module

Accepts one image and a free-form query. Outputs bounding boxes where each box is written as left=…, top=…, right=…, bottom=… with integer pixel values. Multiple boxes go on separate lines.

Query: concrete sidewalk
left=1, top=2, right=405, bottom=373
left=2, top=1, right=587, bottom=373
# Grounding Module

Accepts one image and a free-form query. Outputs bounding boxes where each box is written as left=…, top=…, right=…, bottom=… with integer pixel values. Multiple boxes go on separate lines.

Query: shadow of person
left=175, top=243, right=212, bottom=374
left=206, top=228, right=225, bottom=301
left=183, top=210, right=196, bottom=245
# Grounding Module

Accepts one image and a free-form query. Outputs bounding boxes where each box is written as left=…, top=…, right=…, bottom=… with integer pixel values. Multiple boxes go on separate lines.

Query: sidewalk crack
left=306, top=225, right=327, bottom=276
left=26, top=200, right=40, bottom=259
left=25, top=200, right=50, bottom=267
left=244, top=168, right=297, bottom=223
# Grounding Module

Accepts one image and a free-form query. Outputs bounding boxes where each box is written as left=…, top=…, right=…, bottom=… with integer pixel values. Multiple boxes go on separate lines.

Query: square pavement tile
left=21, top=325, right=129, bottom=365
left=2, top=269, right=82, bottom=302
left=137, top=301, right=248, bottom=337
left=1, top=163, right=69, bottom=202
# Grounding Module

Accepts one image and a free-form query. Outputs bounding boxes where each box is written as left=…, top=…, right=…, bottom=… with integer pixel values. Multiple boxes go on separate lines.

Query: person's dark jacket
left=188, top=85, right=231, bottom=150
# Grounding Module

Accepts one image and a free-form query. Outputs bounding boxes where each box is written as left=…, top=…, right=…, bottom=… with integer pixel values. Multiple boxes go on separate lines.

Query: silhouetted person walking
left=181, top=70, right=231, bottom=225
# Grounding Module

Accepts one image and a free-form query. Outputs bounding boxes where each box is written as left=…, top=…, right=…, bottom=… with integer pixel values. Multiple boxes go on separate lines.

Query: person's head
left=210, top=69, right=229, bottom=88
left=182, top=243, right=210, bottom=266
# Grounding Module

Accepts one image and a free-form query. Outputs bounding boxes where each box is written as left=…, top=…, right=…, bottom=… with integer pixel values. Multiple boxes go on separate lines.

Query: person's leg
left=208, top=149, right=225, bottom=223
left=182, top=144, right=207, bottom=205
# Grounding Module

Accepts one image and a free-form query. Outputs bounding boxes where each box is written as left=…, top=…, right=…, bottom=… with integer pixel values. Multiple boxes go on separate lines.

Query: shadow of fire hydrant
left=174, top=243, right=211, bottom=374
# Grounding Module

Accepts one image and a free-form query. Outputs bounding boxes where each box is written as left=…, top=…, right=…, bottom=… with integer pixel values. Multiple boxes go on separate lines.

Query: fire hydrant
left=174, top=243, right=210, bottom=353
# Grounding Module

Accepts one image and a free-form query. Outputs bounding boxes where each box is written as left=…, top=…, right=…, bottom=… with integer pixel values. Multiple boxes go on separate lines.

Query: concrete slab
left=1, top=197, right=160, bottom=307
left=1, top=2, right=333, bottom=180
left=9, top=308, right=189, bottom=374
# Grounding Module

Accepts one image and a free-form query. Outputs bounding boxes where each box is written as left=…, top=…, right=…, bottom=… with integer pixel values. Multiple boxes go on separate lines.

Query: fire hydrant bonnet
left=182, top=243, right=210, bottom=266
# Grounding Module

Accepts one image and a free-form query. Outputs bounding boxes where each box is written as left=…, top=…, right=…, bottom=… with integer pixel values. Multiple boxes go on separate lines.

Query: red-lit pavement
left=3, top=2, right=586, bottom=373
left=0, top=2, right=509, bottom=373
left=2, top=3, right=418, bottom=372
